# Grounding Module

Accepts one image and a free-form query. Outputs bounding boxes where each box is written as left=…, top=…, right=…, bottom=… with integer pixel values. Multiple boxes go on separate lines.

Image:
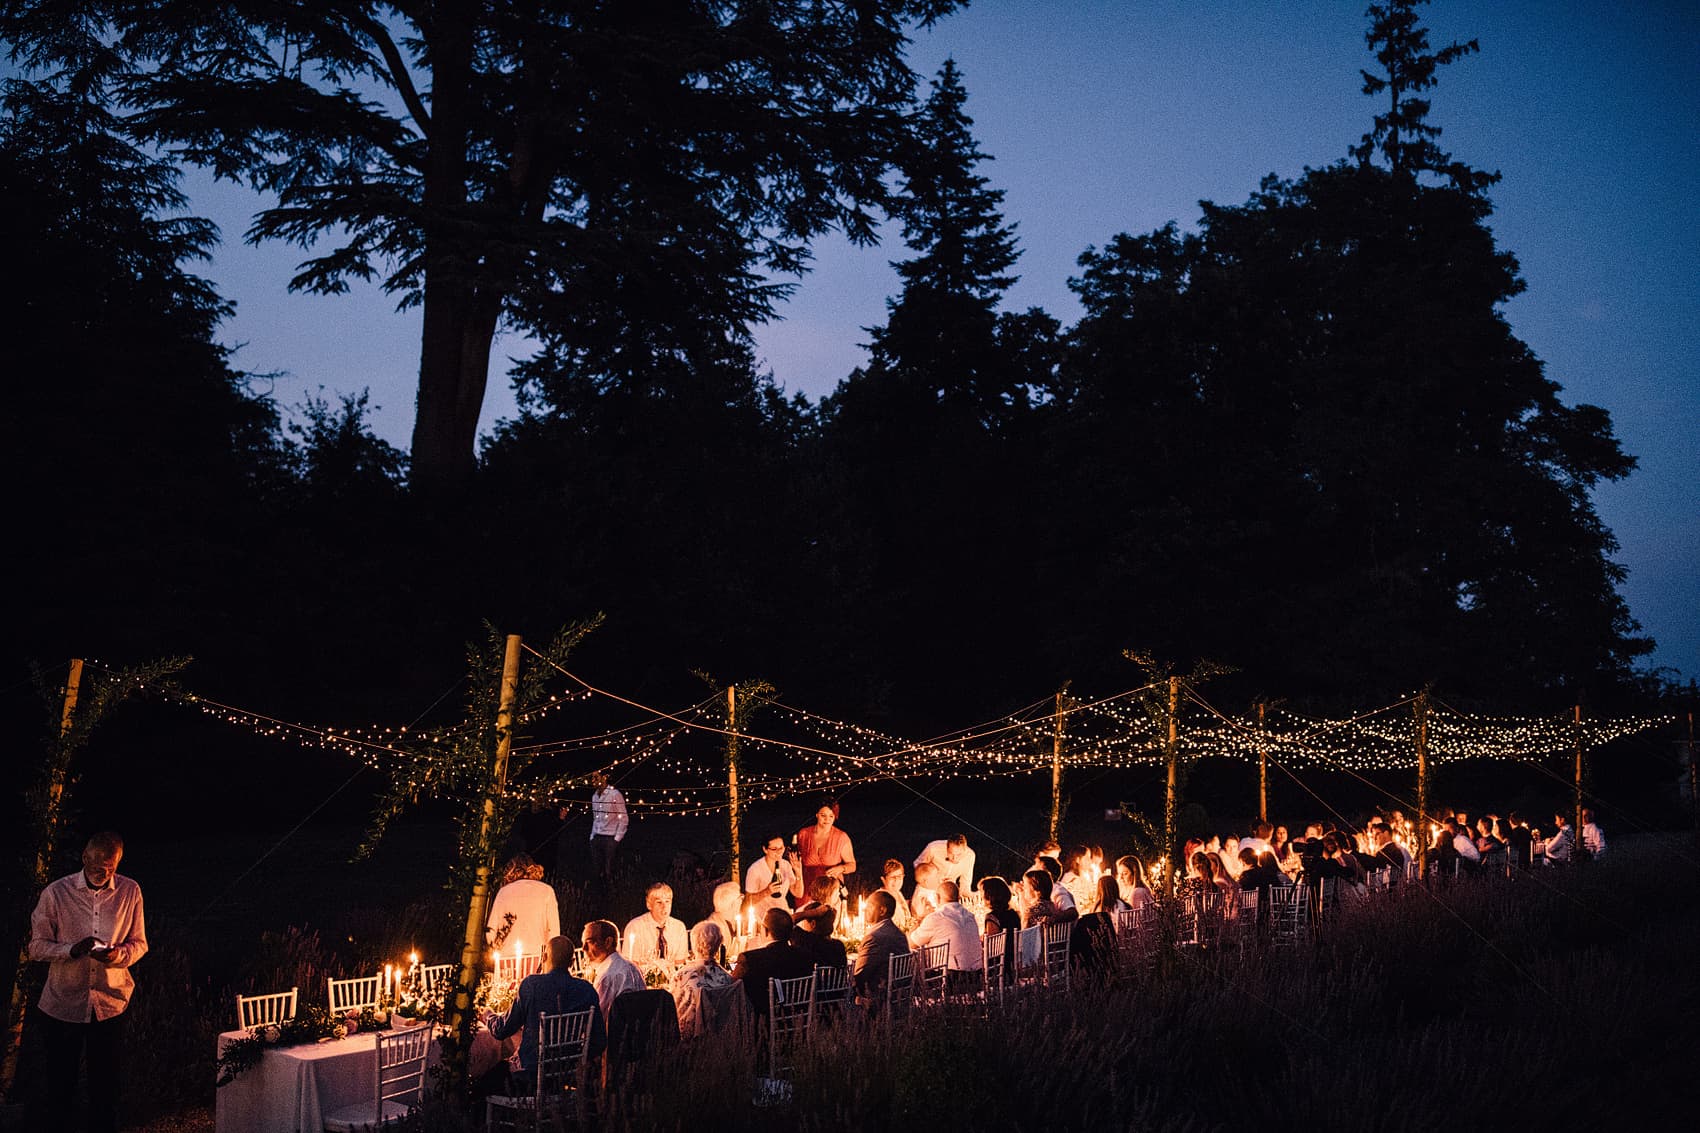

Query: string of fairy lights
left=162, top=662, right=1674, bottom=819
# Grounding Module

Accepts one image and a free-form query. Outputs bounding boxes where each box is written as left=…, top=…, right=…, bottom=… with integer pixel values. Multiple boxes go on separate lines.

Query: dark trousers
left=589, top=834, right=618, bottom=880
left=40, top=1010, right=125, bottom=1133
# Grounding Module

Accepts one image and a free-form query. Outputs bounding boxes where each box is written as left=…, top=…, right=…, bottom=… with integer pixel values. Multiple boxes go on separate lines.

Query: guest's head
left=1023, top=869, right=1053, bottom=901
left=1062, top=845, right=1089, bottom=874
left=690, top=920, right=724, bottom=962
left=1038, top=856, right=1061, bottom=884
left=645, top=882, right=674, bottom=924
left=866, top=890, right=896, bottom=925
left=807, top=875, right=839, bottom=908
left=545, top=935, right=573, bottom=972
left=760, top=835, right=786, bottom=863
left=882, top=859, right=905, bottom=890
left=1115, top=856, right=1146, bottom=891
left=814, top=801, right=838, bottom=829
left=589, top=772, right=609, bottom=791
left=712, top=880, right=741, bottom=919
left=762, top=907, right=794, bottom=944
left=946, top=834, right=970, bottom=861
left=1256, top=822, right=1274, bottom=841
left=939, top=880, right=960, bottom=905
left=500, top=853, right=537, bottom=885
left=797, top=906, right=836, bottom=937
left=581, top=920, right=618, bottom=961
left=82, top=832, right=123, bottom=887
left=1239, top=847, right=1259, bottom=869
left=1258, top=851, right=1280, bottom=870
left=1190, top=851, right=1213, bottom=880
left=979, top=876, right=1012, bottom=911
left=1094, top=874, right=1119, bottom=912
left=915, top=861, right=942, bottom=889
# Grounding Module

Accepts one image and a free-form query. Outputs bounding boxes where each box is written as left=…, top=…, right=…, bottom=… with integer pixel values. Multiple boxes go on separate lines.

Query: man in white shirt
left=1580, top=808, right=1606, bottom=859
left=914, top=834, right=976, bottom=893
left=1240, top=823, right=1274, bottom=858
left=28, top=831, right=148, bottom=1133
left=485, top=853, right=560, bottom=960
left=621, top=883, right=689, bottom=964
left=580, top=919, right=643, bottom=1019
left=1451, top=821, right=1482, bottom=868
left=578, top=772, right=629, bottom=883
left=743, top=834, right=803, bottom=911
left=1543, top=815, right=1575, bottom=864
left=907, top=881, right=983, bottom=977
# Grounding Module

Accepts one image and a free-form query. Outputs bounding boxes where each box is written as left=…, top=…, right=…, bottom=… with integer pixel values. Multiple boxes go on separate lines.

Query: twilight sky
left=185, top=1, right=1698, bottom=680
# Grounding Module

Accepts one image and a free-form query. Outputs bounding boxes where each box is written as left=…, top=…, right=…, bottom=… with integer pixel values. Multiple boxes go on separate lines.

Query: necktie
left=657, top=924, right=666, bottom=959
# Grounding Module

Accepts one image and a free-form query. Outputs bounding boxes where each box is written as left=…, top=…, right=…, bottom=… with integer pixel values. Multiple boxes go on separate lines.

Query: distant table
left=215, top=1024, right=437, bottom=1133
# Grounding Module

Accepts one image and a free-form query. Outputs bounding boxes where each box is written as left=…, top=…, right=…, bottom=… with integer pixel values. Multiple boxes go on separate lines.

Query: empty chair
left=606, top=988, right=679, bottom=1091
left=766, top=973, right=817, bottom=1079
left=321, top=1023, right=431, bottom=1131
left=235, top=986, right=298, bottom=1030
left=979, top=932, right=1009, bottom=1008
left=494, top=953, right=545, bottom=986
left=812, top=963, right=850, bottom=1021
left=915, top=942, right=950, bottom=1004
left=485, top=1008, right=597, bottom=1132
left=884, top=951, right=916, bottom=1026
left=1267, top=884, right=1310, bottom=948
left=327, top=975, right=382, bottom=1015
left=1040, top=923, right=1070, bottom=991
left=416, top=963, right=456, bottom=994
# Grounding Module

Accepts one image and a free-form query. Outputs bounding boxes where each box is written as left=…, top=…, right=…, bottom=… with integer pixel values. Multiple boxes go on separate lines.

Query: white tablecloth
left=215, top=1024, right=436, bottom=1133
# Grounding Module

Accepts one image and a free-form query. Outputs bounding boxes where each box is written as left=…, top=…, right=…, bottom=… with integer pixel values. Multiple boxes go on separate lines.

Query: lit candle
left=384, top=964, right=393, bottom=999
left=408, top=951, right=419, bottom=972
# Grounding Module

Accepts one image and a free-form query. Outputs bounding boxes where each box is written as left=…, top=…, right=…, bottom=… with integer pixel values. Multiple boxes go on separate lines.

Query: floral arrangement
left=216, top=1005, right=352, bottom=1086
left=643, top=962, right=674, bottom=990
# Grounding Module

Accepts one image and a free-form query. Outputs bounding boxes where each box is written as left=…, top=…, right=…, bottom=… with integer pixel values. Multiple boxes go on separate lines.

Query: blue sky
left=186, top=1, right=1698, bottom=680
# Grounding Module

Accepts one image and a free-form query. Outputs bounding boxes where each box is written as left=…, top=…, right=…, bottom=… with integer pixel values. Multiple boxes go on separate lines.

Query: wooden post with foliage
left=1414, top=687, right=1431, bottom=881
left=1048, top=687, right=1071, bottom=842
left=444, top=633, right=523, bottom=1093
left=1164, top=676, right=1180, bottom=896
left=727, top=685, right=742, bottom=883
left=1, top=659, right=83, bottom=1099
left=1573, top=704, right=1586, bottom=860
left=1256, top=701, right=1269, bottom=825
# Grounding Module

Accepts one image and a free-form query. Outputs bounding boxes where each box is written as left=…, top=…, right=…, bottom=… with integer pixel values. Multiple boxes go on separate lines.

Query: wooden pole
left=2, top=659, right=83, bottom=1100
left=1164, top=676, right=1180, bottom=896
left=1257, top=701, right=1269, bottom=825
left=1573, top=704, right=1586, bottom=861
left=444, top=633, right=522, bottom=1095
left=1414, top=687, right=1430, bottom=882
left=1048, top=689, right=1069, bottom=842
left=727, top=685, right=742, bottom=883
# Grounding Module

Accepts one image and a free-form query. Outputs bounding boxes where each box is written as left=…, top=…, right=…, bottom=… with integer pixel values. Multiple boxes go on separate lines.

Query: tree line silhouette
left=3, top=1, right=1666, bottom=749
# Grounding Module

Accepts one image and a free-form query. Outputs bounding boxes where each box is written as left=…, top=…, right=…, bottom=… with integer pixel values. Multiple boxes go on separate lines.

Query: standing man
left=579, top=773, right=628, bottom=884
left=28, top=831, right=148, bottom=1133
left=796, top=800, right=856, bottom=893
left=913, top=833, right=976, bottom=893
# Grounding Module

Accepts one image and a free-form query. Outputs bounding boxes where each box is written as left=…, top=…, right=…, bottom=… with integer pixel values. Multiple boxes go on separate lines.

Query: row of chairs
left=234, top=964, right=459, bottom=1029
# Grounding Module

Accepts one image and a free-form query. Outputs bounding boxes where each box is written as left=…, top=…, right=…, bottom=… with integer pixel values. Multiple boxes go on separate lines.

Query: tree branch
left=359, top=14, right=430, bottom=138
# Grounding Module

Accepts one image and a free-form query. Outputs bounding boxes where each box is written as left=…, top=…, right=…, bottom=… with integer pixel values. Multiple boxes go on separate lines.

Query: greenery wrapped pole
left=1256, top=701, right=1269, bottom=825
left=727, top=685, right=742, bottom=883
left=1573, top=704, right=1585, bottom=860
left=1414, top=688, right=1431, bottom=881
left=1164, top=676, right=1180, bottom=896
left=444, top=633, right=522, bottom=1091
left=1048, top=687, right=1071, bottom=842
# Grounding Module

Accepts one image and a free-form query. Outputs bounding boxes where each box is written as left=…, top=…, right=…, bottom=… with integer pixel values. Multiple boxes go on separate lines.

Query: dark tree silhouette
left=0, top=0, right=965, bottom=488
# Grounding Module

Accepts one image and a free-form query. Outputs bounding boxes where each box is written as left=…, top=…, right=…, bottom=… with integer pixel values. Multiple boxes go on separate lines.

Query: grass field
left=8, top=789, right=1698, bottom=1131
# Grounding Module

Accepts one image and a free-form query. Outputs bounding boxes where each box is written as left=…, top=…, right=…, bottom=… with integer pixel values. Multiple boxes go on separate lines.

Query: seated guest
left=1069, top=875, right=1121, bottom=973
left=851, top=891, right=907, bottom=1001
left=743, top=834, right=803, bottom=911
left=580, top=920, right=643, bottom=1020
left=622, top=883, right=689, bottom=965
left=1115, top=856, right=1156, bottom=911
left=1450, top=821, right=1482, bottom=873
left=670, top=921, right=737, bottom=1040
left=908, top=881, right=982, bottom=981
left=483, top=936, right=606, bottom=1091
left=909, top=860, right=944, bottom=923
left=1035, top=857, right=1077, bottom=922
left=1581, top=808, right=1606, bottom=860
left=1019, top=869, right=1059, bottom=928
left=1370, top=823, right=1410, bottom=880
left=730, top=907, right=813, bottom=1019
left=708, top=881, right=743, bottom=964
left=978, top=876, right=1019, bottom=983
left=1241, top=823, right=1274, bottom=858
left=1237, top=848, right=1282, bottom=894
left=1543, top=814, right=1575, bottom=864
left=485, top=853, right=560, bottom=959
left=791, top=903, right=849, bottom=971
left=1505, top=812, right=1534, bottom=870
left=877, top=859, right=913, bottom=929
left=791, top=875, right=841, bottom=923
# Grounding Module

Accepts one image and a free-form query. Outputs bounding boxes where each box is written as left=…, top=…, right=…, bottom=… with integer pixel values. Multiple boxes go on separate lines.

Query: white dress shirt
left=743, top=856, right=798, bottom=908
left=587, top=951, right=644, bottom=1018
left=909, top=885, right=942, bottom=923
left=1051, top=885, right=1076, bottom=914
left=907, top=901, right=984, bottom=970
left=589, top=786, right=629, bottom=841
left=1582, top=822, right=1606, bottom=857
left=1452, top=833, right=1482, bottom=862
left=914, top=840, right=976, bottom=891
left=621, top=914, right=689, bottom=964
left=28, top=871, right=148, bottom=1023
